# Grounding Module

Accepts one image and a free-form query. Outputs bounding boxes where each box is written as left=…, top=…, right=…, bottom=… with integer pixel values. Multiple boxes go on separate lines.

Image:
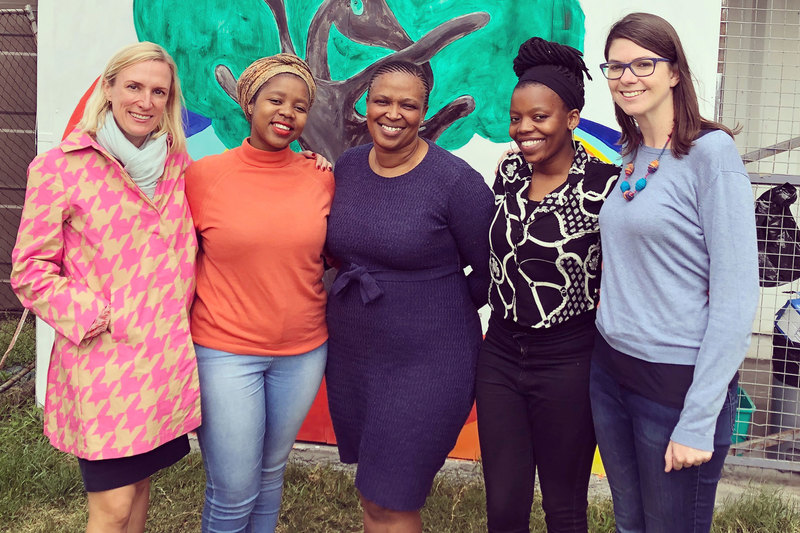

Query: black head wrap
left=513, top=37, right=591, bottom=112
left=519, top=65, right=583, bottom=111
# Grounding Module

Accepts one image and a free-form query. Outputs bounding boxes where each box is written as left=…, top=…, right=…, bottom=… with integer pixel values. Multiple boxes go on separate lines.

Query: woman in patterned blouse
left=476, top=37, right=619, bottom=533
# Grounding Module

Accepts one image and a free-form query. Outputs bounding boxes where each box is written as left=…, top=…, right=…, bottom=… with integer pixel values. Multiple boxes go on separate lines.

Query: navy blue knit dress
left=325, top=140, right=493, bottom=511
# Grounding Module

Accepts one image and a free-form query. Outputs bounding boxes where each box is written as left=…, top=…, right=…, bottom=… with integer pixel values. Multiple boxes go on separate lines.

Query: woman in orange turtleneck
left=184, top=54, right=332, bottom=533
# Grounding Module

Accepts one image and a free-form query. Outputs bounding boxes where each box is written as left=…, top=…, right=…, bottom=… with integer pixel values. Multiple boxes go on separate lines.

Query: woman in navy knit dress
left=325, top=61, right=494, bottom=532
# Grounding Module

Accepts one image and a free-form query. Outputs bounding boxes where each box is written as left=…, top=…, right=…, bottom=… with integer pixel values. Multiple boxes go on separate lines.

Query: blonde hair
left=78, top=41, right=186, bottom=153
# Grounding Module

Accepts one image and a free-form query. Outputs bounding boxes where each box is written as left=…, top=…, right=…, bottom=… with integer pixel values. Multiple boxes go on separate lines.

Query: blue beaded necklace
left=620, top=133, right=672, bottom=201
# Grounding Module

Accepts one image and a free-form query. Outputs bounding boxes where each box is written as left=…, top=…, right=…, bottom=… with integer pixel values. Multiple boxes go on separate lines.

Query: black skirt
left=77, top=435, right=190, bottom=492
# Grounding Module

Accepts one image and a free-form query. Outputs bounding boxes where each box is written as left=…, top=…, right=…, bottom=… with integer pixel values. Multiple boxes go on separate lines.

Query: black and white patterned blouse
left=488, top=144, right=620, bottom=329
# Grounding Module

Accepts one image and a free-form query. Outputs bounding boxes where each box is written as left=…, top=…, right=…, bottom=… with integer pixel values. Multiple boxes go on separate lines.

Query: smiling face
left=509, top=83, right=579, bottom=167
left=102, top=60, right=172, bottom=147
left=606, top=38, right=679, bottom=125
left=365, top=71, right=427, bottom=154
left=248, top=73, right=310, bottom=152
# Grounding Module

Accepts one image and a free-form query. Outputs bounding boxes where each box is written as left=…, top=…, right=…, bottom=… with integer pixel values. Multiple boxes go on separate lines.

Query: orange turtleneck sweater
left=185, top=138, right=334, bottom=356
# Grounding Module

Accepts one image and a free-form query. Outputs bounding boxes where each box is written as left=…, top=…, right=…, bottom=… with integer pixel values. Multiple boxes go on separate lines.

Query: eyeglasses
left=599, top=58, right=671, bottom=80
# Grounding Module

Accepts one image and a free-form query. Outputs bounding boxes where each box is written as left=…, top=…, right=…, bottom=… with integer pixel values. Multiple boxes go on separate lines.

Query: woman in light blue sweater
left=591, top=13, right=759, bottom=533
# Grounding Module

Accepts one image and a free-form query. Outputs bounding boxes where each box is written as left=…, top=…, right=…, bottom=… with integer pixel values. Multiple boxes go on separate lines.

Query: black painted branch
left=338, top=0, right=413, bottom=51
left=419, top=96, right=477, bottom=141
left=215, top=64, right=238, bottom=101
left=263, top=0, right=296, bottom=55
left=346, top=12, right=490, bottom=100
left=307, top=0, right=414, bottom=80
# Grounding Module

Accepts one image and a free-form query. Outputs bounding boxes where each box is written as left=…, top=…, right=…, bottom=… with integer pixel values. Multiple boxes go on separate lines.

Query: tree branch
left=215, top=64, right=238, bottom=101
left=420, top=96, right=476, bottom=141
left=346, top=12, right=490, bottom=102
left=263, top=0, right=296, bottom=55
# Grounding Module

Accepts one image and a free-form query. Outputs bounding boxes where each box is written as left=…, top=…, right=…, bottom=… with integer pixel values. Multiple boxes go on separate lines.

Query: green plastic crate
left=732, top=386, right=755, bottom=444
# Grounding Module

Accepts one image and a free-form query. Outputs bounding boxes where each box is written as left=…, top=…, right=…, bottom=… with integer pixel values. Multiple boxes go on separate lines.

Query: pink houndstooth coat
left=11, top=129, right=201, bottom=460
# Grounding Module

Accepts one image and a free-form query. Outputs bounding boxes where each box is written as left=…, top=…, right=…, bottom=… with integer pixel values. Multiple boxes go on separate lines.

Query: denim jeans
left=589, top=360, right=736, bottom=533
left=195, top=342, right=327, bottom=533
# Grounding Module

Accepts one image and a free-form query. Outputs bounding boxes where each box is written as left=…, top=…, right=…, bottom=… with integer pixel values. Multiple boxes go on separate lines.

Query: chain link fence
left=0, top=6, right=35, bottom=312
left=718, top=0, right=800, bottom=472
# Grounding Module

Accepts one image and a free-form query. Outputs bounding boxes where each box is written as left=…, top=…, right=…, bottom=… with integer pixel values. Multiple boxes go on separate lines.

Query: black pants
left=476, top=316, right=597, bottom=533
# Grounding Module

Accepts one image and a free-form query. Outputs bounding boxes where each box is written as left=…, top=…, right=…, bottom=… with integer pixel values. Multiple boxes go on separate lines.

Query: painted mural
left=126, top=0, right=615, bottom=463
left=43, top=0, right=626, bottom=463
left=33, top=0, right=727, bottom=463
left=132, top=0, right=620, bottom=164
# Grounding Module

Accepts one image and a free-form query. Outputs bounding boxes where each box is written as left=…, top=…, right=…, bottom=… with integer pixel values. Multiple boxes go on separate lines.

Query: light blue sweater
left=596, top=130, right=759, bottom=451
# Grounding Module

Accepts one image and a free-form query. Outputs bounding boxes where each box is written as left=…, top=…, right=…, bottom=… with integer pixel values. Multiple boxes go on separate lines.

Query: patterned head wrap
left=236, top=53, right=316, bottom=121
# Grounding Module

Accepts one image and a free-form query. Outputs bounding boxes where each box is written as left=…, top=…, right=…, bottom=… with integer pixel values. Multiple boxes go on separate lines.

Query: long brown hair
left=604, top=12, right=736, bottom=158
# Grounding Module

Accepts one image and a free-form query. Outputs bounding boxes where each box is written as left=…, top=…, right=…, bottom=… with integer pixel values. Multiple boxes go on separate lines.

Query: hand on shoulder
left=300, top=149, right=333, bottom=172
left=495, top=146, right=522, bottom=174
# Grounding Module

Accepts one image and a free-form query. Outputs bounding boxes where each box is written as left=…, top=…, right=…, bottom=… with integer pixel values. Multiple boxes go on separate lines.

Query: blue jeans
left=589, top=360, right=736, bottom=533
left=195, top=342, right=327, bottom=533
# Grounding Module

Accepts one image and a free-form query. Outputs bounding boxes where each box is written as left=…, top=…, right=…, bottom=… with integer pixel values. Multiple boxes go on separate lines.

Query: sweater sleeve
left=447, top=165, right=494, bottom=309
left=320, top=169, right=339, bottom=268
left=670, top=159, right=759, bottom=450
left=184, top=159, right=208, bottom=231
left=10, top=155, right=108, bottom=345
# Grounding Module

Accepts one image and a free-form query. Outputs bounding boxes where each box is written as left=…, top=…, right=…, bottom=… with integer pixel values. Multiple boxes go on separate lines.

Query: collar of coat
left=60, top=127, right=174, bottom=155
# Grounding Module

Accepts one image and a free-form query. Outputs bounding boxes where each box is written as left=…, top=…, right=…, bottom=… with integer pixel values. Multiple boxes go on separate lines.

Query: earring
left=571, top=129, right=579, bottom=152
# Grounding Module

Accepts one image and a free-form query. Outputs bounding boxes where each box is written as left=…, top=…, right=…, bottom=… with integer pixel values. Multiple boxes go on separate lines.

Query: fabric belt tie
left=331, top=263, right=461, bottom=304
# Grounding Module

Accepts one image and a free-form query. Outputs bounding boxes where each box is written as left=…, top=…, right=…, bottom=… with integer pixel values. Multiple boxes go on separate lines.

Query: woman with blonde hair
left=11, top=41, right=200, bottom=533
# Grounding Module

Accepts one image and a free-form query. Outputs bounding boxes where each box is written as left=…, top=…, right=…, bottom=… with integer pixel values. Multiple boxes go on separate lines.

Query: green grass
left=713, top=489, right=800, bottom=533
left=0, top=312, right=35, bottom=368
left=0, top=395, right=798, bottom=532
left=0, top=312, right=36, bottom=384
left=1, top=315, right=798, bottom=532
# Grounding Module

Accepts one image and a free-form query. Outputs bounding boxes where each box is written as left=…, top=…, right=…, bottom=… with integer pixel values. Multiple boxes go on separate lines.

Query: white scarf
left=95, top=111, right=168, bottom=200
